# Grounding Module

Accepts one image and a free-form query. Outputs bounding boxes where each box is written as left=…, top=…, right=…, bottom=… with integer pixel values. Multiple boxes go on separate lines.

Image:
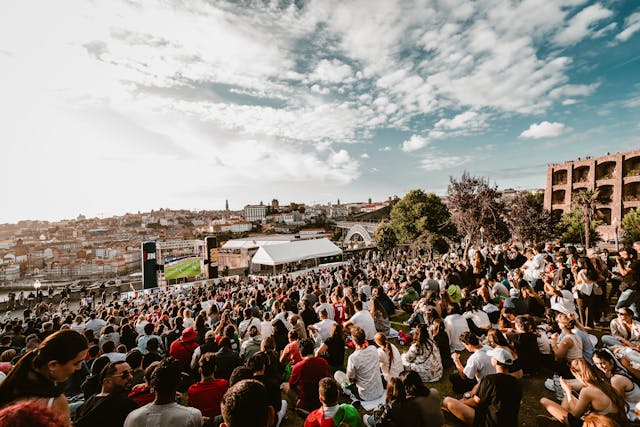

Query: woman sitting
left=592, top=348, right=640, bottom=423
left=426, top=309, right=453, bottom=369
left=0, top=330, right=88, bottom=427
left=508, top=315, right=543, bottom=375
left=374, top=333, right=403, bottom=383
left=550, top=313, right=583, bottom=378
left=401, top=324, right=443, bottom=383
left=487, top=328, right=523, bottom=379
left=538, top=359, right=626, bottom=426
left=369, top=297, right=391, bottom=336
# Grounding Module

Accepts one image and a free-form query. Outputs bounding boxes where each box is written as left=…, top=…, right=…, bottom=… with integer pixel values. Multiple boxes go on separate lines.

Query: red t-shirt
left=333, top=303, right=345, bottom=324
left=289, top=357, right=330, bottom=411
left=169, top=339, right=199, bottom=371
left=128, top=384, right=155, bottom=407
left=282, top=341, right=303, bottom=366
left=304, top=407, right=336, bottom=427
left=187, top=378, right=229, bottom=418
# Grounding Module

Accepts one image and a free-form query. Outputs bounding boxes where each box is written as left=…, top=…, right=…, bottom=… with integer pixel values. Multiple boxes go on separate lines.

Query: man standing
left=75, top=361, right=139, bottom=427
left=443, top=348, right=522, bottom=426
left=238, top=308, right=261, bottom=344
left=334, top=326, right=384, bottom=403
left=285, top=338, right=331, bottom=412
left=125, top=359, right=202, bottom=427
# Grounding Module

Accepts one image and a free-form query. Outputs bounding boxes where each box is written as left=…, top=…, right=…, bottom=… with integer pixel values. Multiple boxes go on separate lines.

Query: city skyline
left=2, top=0, right=640, bottom=223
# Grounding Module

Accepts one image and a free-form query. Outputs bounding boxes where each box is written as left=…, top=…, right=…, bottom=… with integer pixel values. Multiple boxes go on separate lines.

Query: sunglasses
left=617, top=311, right=629, bottom=316
left=111, top=370, right=133, bottom=378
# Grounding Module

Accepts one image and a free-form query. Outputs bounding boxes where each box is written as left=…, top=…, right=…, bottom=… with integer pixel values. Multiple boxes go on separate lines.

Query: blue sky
left=1, top=0, right=639, bottom=223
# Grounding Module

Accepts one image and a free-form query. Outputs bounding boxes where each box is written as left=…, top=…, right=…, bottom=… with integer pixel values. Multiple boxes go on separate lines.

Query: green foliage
left=411, top=231, right=449, bottom=255
left=557, top=208, right=601, bottom=245
left=389, top=189, right=454, bottom=244
left=447, top=172, right=509, bottom=250
left=373, top=221, right=398, bottom=252
left=506, top=192, right=557, bottom=244
left=622, top=208, right=640, bottom=244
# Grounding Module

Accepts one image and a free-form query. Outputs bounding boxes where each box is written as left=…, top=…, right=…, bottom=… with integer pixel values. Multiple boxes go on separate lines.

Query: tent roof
left=251, top=238, right=342, bottom=266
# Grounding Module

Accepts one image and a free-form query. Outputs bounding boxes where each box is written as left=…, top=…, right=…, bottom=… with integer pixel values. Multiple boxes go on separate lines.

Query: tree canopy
left=556, top=208, right=601, bottom=245
left=389, top=189, right=454, bottom=244
left=447, top=172, right=509, bottom=255
left=505, top=192, right=557, bottom=244
left=622, top=208, right=640, bottom=244
left=373, top=220, right=398, bottom=252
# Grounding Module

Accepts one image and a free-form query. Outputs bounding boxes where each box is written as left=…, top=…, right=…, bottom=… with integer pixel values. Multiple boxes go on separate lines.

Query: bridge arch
left=344, top=224, right=374, bottom=243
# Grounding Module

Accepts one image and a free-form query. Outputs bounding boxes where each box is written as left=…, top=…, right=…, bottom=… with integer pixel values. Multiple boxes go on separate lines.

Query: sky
left=1, top=0, right=640, bottom=223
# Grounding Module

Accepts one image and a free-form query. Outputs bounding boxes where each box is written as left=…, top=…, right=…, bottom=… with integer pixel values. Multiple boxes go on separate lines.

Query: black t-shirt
left=473, top=373, right=522, bottom=427
left=323, top=336, right=345, bottom=369
left=75, top=393, right=139, bottom=427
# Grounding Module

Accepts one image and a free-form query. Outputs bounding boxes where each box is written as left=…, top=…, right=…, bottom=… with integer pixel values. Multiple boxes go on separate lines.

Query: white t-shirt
left=444, top=314, right=470, bottom=352
left=124, top=402, right=202, bottom=427
left=463, top=310, right=491, bottom=330
left=313, top=319, right=337, bottom=342
left=377, top=344, right=404, bottom=381
left=349, top=311, right=377, bottom=341
left=463, top=346, right=496, bottom=383
left=346, top=345, right=384, bottom=401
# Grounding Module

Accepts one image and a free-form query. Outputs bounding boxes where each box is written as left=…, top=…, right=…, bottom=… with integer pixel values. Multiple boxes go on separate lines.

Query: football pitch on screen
left=164, top=257, right=201, bottom=280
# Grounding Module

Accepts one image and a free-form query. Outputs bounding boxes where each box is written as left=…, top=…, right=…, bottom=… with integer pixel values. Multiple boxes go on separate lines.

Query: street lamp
left=612, top=218, right=619, bottom=252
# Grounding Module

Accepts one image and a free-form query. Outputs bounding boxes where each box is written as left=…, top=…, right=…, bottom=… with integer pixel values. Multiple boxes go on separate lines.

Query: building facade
left=544, top=149, right=640, bottom=243
left=243, top=204, right=268, bottom=222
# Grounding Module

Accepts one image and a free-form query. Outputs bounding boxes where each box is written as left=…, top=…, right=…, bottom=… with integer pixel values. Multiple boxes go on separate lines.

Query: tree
left=389, top=189, right=454, bottom=244
left=557, top=208, right=601, bottom=245
left=373, top=221, right=398, bottom=252
left=447, top=173, right=509, bottom=258
left=621, top=208, right=640, bottom=244
left=572, top=189, right=600, bottom=249
left=506, top=192, right=557, bottom=244
left=411, top=231, right=450, bottom=257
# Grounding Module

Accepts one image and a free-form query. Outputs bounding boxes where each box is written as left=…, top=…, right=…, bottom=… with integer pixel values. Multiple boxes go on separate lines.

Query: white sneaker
left=544, top=378, right=555, bottom=392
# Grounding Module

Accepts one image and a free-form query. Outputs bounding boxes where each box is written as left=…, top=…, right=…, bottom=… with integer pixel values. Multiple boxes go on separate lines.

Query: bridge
left=335, top=221, right=380, bottom=244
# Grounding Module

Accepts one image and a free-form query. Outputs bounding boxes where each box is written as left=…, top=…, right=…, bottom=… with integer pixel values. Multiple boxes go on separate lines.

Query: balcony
left=551, top=190, right=566, bottom=205
left=596, top=208, right=612, bottom=226
left=623, top=181, right=640, bottom=202
left=572, top=165, right=590, bottom=184
left=595, top=161, right=616, bottom=181
left=624, top=156, right=640, bottom=178
left=552, top=169, right=568, bottom=186
left=596, top=185, right=613, bottom=205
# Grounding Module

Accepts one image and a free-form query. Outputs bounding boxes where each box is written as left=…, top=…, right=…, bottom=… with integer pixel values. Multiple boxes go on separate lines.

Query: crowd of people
left=0, top=242, right=639, bottom=427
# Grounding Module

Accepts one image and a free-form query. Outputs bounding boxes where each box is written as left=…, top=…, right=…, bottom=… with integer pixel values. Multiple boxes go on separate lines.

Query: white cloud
left=309, top=59, right=354, bottom=84
left=562, top=99, right=578, bottom=105
left=553, top=4, right=613, bottom=46
left=380, top=146, right=392, bottom=152
left=421, top=155, right=472, bottom=171
left=616, top=12, right=640, bottom=42
left=360, top=153, right=370, bottom=159
left=520, top=121, right=570, bottom=139
left=402, top=135, right=430, bottom=152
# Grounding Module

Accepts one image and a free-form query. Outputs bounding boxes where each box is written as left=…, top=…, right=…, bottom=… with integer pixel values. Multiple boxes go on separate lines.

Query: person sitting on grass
left=334, top=326, right=384, bottom=404
left=537, top=359, right=626, bottom=427
left=443, top=347, right=522, bottom=427
left=304, top=378, right=363, bottom=427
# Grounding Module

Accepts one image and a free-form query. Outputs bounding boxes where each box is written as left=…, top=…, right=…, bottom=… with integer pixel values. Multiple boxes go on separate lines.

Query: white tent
left=251, top=238, right=342, bottom=266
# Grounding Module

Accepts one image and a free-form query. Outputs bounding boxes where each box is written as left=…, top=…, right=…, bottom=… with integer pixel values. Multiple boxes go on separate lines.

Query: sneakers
left=544, top=378, right=555, bottom=392
left=545, top=376, right=564, bottom=401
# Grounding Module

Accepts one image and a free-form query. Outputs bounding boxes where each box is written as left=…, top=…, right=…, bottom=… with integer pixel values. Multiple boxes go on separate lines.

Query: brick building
left=544, top=149, right=640, bottom=243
